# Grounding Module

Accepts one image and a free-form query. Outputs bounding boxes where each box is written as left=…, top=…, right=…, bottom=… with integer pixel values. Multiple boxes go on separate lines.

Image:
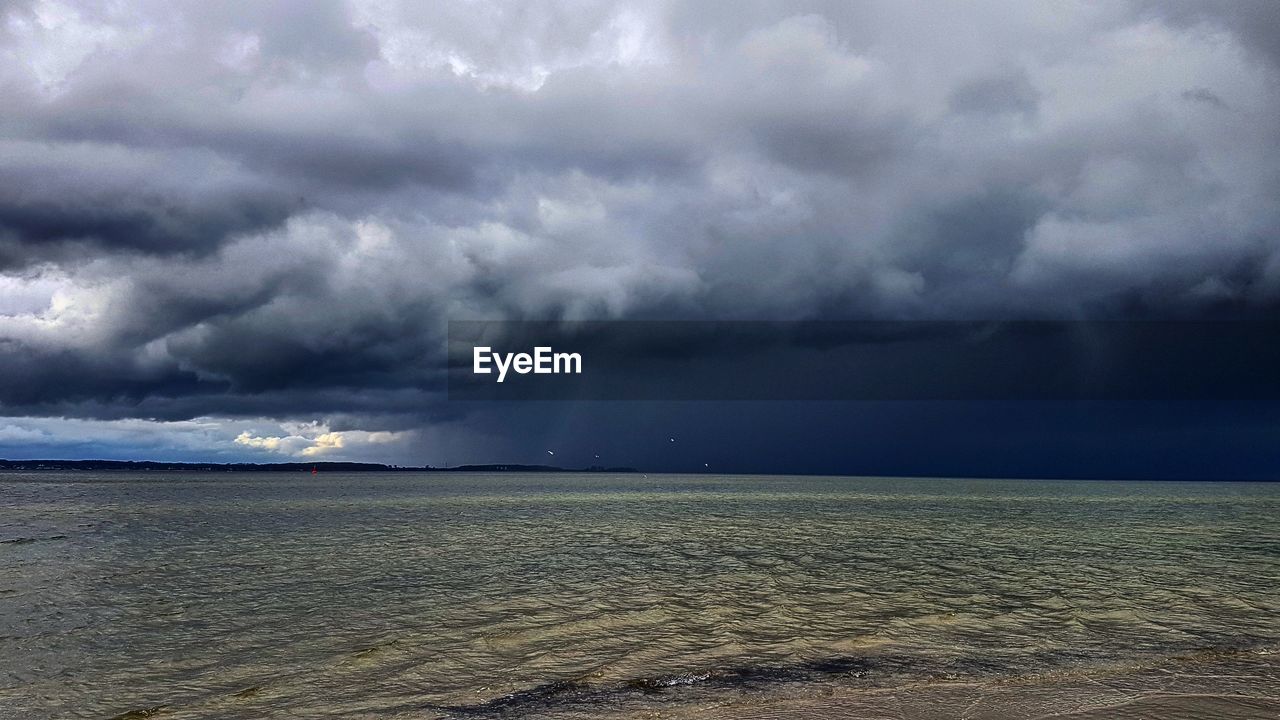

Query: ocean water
left=1, top=473, right=1277, bottom=719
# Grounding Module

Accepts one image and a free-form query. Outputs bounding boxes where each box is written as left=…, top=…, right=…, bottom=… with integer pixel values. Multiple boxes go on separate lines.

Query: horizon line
left=0, top=458, right=1275, bottom=483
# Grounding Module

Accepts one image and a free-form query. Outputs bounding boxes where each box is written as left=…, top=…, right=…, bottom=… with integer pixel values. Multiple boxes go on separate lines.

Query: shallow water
left=1, top=473, right=1277, bottom=719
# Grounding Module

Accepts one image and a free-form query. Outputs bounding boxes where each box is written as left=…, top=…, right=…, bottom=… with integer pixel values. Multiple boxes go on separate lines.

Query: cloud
left=0, top=1, right=1277, bottom=461
left=234, top=425, right=409, bottom=457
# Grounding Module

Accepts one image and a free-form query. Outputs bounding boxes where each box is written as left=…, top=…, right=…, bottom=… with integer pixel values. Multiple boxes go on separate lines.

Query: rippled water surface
left=2, top=473, right=1278, bottom=719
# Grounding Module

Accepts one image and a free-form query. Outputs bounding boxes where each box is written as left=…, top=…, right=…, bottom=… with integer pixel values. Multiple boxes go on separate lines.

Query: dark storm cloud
left=0, top=0, right=1277, bottom=466
left=0, top=144, right=297, bottom=265
left=0, top=343, right=220, bottom=407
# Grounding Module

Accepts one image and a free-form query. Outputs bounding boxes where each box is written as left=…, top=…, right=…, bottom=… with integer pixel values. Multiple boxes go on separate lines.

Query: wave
left=431, top=643, right=1279, bottom=718
left=0, top=534, right=67, bottom=545
left=431, top=653, right=973, bottom=717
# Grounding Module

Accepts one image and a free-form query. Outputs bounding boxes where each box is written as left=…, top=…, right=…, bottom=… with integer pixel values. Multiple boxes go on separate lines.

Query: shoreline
left=88, top=645, right=1280, bottom=720
left=459, top=646, right=1280, bottom=720
left=679, top=648, right=1280, bottom=720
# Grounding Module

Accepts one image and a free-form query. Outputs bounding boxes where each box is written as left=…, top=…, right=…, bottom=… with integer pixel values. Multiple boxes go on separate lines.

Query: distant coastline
left=3, top=460, right=1272, bottom=481
left=0, top=459, right=639, bottom=473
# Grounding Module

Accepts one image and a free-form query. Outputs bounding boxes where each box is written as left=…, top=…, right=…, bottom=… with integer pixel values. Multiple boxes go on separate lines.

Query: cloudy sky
left=1, top=0, right=1278, bottom=475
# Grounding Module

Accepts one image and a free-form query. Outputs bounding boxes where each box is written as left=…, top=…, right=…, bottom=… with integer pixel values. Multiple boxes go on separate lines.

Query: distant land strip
left=0, top=460, right=638, bottom=473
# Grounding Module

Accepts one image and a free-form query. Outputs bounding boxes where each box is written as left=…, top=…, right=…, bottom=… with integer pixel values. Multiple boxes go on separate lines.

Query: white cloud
left=235, top=423, right=411, bottom=458
left=0, top=415, right=413, bottom=462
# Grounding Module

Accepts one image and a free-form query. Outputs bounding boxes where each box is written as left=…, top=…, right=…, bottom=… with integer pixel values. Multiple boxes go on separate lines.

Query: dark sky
left=0, top=1, right=1278, bottom=478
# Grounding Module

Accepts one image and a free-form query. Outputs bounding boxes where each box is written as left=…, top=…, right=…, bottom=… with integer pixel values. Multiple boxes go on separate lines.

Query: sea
left=2, top=473, right=1277, bottom=719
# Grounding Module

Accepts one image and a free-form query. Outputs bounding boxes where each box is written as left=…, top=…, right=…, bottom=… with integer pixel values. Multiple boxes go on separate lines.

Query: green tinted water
left=1, top=473, right=1277, bottom=718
